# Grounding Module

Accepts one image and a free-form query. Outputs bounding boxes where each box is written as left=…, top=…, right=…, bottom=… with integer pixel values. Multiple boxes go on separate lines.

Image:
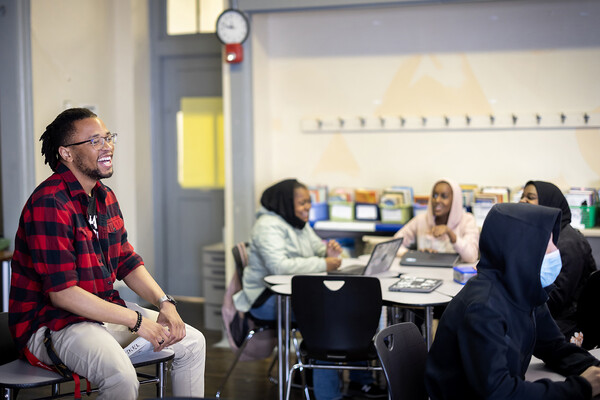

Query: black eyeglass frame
left=63, top=133, right=118, bottom=149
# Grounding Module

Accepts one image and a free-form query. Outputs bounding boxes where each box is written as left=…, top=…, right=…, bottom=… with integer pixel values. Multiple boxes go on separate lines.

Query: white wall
left=252, top=0, right=600, bottom=199
left=30, top=0, right=154, bottom=269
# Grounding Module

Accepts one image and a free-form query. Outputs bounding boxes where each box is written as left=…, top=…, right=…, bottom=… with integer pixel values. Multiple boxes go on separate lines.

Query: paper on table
left=123, top=336, right=153, bottom=357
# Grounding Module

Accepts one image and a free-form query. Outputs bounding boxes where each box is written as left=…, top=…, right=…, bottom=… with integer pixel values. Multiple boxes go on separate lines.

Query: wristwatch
left=158, top=294, right=177, bottom=307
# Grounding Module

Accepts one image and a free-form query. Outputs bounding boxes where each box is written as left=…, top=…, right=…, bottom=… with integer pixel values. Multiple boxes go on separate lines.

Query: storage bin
left=355, top=202, right=380, bottom=221
left=412, top=203, right=428, bottom=218
left=570, top=205, right=597, bottom=229
left=328, top=201, right=354, bottom=221
left=309, top=202, right=329, bottom=222
left=380, top=204, right=412, bottom=224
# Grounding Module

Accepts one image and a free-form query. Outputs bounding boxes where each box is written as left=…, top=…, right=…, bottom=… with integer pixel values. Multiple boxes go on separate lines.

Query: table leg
left=277, top=294, right=284, bottom=400
left=425, top=305, right=434, bottom=350
left=284, top=296, right=291, bottom=397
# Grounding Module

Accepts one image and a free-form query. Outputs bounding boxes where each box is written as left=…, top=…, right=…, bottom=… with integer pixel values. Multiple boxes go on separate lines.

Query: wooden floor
left=13, top=300, right=383, bottom=399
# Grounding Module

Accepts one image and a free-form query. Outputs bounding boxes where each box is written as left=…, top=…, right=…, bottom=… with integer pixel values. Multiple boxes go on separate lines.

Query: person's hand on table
left=580, top=365, right=600, bottom=397
left=326, top=257, right=342, bottom=271
left=326, top=240, right=342, bottom=257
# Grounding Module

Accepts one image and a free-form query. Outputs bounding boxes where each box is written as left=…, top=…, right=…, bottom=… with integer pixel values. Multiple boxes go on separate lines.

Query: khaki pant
left=27, top=302, right=205, bottom=400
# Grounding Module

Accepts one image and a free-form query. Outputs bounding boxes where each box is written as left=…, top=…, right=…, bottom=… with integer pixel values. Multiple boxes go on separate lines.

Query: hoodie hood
left=477, top=202, right=561, bottom=309
left=425, top=178, right=465, bottom=229
left=526, top=180, right=571, bottom=230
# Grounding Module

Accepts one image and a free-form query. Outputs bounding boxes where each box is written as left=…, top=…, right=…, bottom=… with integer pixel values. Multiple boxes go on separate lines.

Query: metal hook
left=400, top=117, right=406, bottom=127
left=465, top=114, right=471, bottom=126
left=316, top=118, right=322, bottom=130
left=536, top=114, right=542, bottom=125
left=421, top=117, right=427, bottom=127
left=560, top=113, right=566, bottom=124
left=338, top=117, right=345, bottom=128
left=444, top=116, right=450, bottom=127
left=584, top=113, right=590, bottom=124
left=512, top=114, right=518, bottom=125
left=489, top=114, right=495, bottom=125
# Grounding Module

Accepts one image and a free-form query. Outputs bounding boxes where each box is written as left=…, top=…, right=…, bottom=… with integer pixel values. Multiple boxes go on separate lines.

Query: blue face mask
left=540, top=249, right=562, bottom=287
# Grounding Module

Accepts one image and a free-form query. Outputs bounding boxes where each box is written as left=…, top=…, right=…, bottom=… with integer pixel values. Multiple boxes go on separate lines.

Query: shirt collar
left=56, top=162, right=106, bottom=200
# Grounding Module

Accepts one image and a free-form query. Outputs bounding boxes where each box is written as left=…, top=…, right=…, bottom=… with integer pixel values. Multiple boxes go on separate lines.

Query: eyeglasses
left=63, top=133, right=118, bottom=150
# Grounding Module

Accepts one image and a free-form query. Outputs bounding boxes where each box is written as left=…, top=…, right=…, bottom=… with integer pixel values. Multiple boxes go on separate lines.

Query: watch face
left=216, top=9, right=249, bottom=44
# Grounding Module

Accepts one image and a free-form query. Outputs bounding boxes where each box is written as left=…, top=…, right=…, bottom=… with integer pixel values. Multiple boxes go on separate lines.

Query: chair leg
left=156, top=360, right=167, bottom=398
left=215, top=329, right=258, bottom=398
left=52, top=382, right=60, bottom=397
left=285, top=364, right=309, bottom=400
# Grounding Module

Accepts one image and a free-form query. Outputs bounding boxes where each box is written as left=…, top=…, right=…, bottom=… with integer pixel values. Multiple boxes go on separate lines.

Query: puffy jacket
left=233, top=207, right=326, bottom=312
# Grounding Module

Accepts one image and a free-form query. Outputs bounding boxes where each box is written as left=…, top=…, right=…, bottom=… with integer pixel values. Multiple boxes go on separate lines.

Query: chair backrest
left=291, top=275, right=382, bottom=362
left=0, top=312, right=19, bottom=365
left=577, top=269, right=600, bottom=350
left=374, top=322, right=428, bottom=400
left=231, top=242, right=249, bottom=284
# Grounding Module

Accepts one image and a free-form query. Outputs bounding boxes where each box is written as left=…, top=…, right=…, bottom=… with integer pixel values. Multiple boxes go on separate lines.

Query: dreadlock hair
left=40, top=108, right=97, bottom=171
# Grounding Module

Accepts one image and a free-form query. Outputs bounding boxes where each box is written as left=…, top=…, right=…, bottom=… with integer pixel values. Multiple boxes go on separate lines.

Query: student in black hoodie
left=520, top=181, right=597, bottom=339
left=425, top=203, right=600, bottom=399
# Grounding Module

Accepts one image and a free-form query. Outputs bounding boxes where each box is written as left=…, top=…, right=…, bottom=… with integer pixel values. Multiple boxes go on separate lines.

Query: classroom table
left=265, top=256, right=469, bottom=399
left=525, top=348, right=600, bottom=381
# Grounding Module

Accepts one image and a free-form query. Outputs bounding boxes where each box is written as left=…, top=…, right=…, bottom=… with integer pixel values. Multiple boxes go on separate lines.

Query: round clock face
left=216, top=9, right=249, bottom=45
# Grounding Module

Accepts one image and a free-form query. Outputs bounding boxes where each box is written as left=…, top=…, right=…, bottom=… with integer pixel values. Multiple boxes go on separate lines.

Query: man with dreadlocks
left=9, top=108, right=205, bottom=399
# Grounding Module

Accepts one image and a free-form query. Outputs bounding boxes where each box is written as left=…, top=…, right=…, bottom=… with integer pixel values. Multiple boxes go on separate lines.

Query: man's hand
left=135, top=315, right=172, bottom=351
left=580, top=365, right=600, bottom=397
left=155, top=302, right=186, bottom=350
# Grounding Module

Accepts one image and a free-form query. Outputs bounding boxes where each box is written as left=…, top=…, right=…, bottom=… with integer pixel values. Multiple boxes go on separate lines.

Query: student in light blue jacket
left=233, top=178, right=342, bottom=320
left=233, top=179, right=387, bottom=400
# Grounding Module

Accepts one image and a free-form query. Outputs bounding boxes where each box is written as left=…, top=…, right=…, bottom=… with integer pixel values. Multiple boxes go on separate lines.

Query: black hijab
left=526, top=180, right=571, bottom=230
left=260, top=179, right=306, bottom=229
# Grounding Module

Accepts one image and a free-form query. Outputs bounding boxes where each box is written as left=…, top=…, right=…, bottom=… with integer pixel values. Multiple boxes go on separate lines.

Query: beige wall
left=252, top=0, right=600, bottom=199
left=30, top=0, right=154, bottom=270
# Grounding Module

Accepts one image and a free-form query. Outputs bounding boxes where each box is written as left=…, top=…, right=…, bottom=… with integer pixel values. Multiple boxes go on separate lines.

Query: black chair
left=0, top=312, right=174, bottom=399
left=374, top=322, right=428, bottom=400
left=576, top=269, right=600, bottom=350
left=285, top=275, right=383, bottom=400
left=215, top=243, right=277, bottom=398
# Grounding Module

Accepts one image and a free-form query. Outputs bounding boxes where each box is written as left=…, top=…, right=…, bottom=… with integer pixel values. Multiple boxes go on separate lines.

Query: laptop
left=328, top=237, right=403, bottom=276
left=400, top=250, right=460, bottom=268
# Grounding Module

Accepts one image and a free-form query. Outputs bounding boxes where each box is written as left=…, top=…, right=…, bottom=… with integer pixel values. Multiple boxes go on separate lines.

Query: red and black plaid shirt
left=9, top=163, right=143, bottom=354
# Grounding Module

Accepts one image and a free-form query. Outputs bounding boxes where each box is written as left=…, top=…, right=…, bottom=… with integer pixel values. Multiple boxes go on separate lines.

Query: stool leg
left=156, top=360, right=166, bottom=398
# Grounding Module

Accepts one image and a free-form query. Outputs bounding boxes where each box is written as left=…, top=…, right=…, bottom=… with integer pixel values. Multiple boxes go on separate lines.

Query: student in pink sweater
left=393, top=179, right=480, bottom=263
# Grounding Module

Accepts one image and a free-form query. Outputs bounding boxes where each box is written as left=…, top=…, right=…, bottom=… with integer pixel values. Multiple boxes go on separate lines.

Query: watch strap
left=158, top=294, right=177, bottom=306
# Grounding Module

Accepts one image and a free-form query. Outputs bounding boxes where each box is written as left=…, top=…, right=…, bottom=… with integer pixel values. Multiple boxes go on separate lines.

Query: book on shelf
left=386, top=186, right=414, bottom=205
left=355, top=188, right=380, bottom=204
left=329, top=188, right=354, bottom=203
left=308, top=185, right=328, bottom=204
left=460, top=184, right=478, bottom=209
left=566, top=187, right=597, bottom=207
left=480, top=186, right=511, bottom=203
left=474, top=193, right=501, bottom=204
left=413, top=195, right=429, bottom=207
